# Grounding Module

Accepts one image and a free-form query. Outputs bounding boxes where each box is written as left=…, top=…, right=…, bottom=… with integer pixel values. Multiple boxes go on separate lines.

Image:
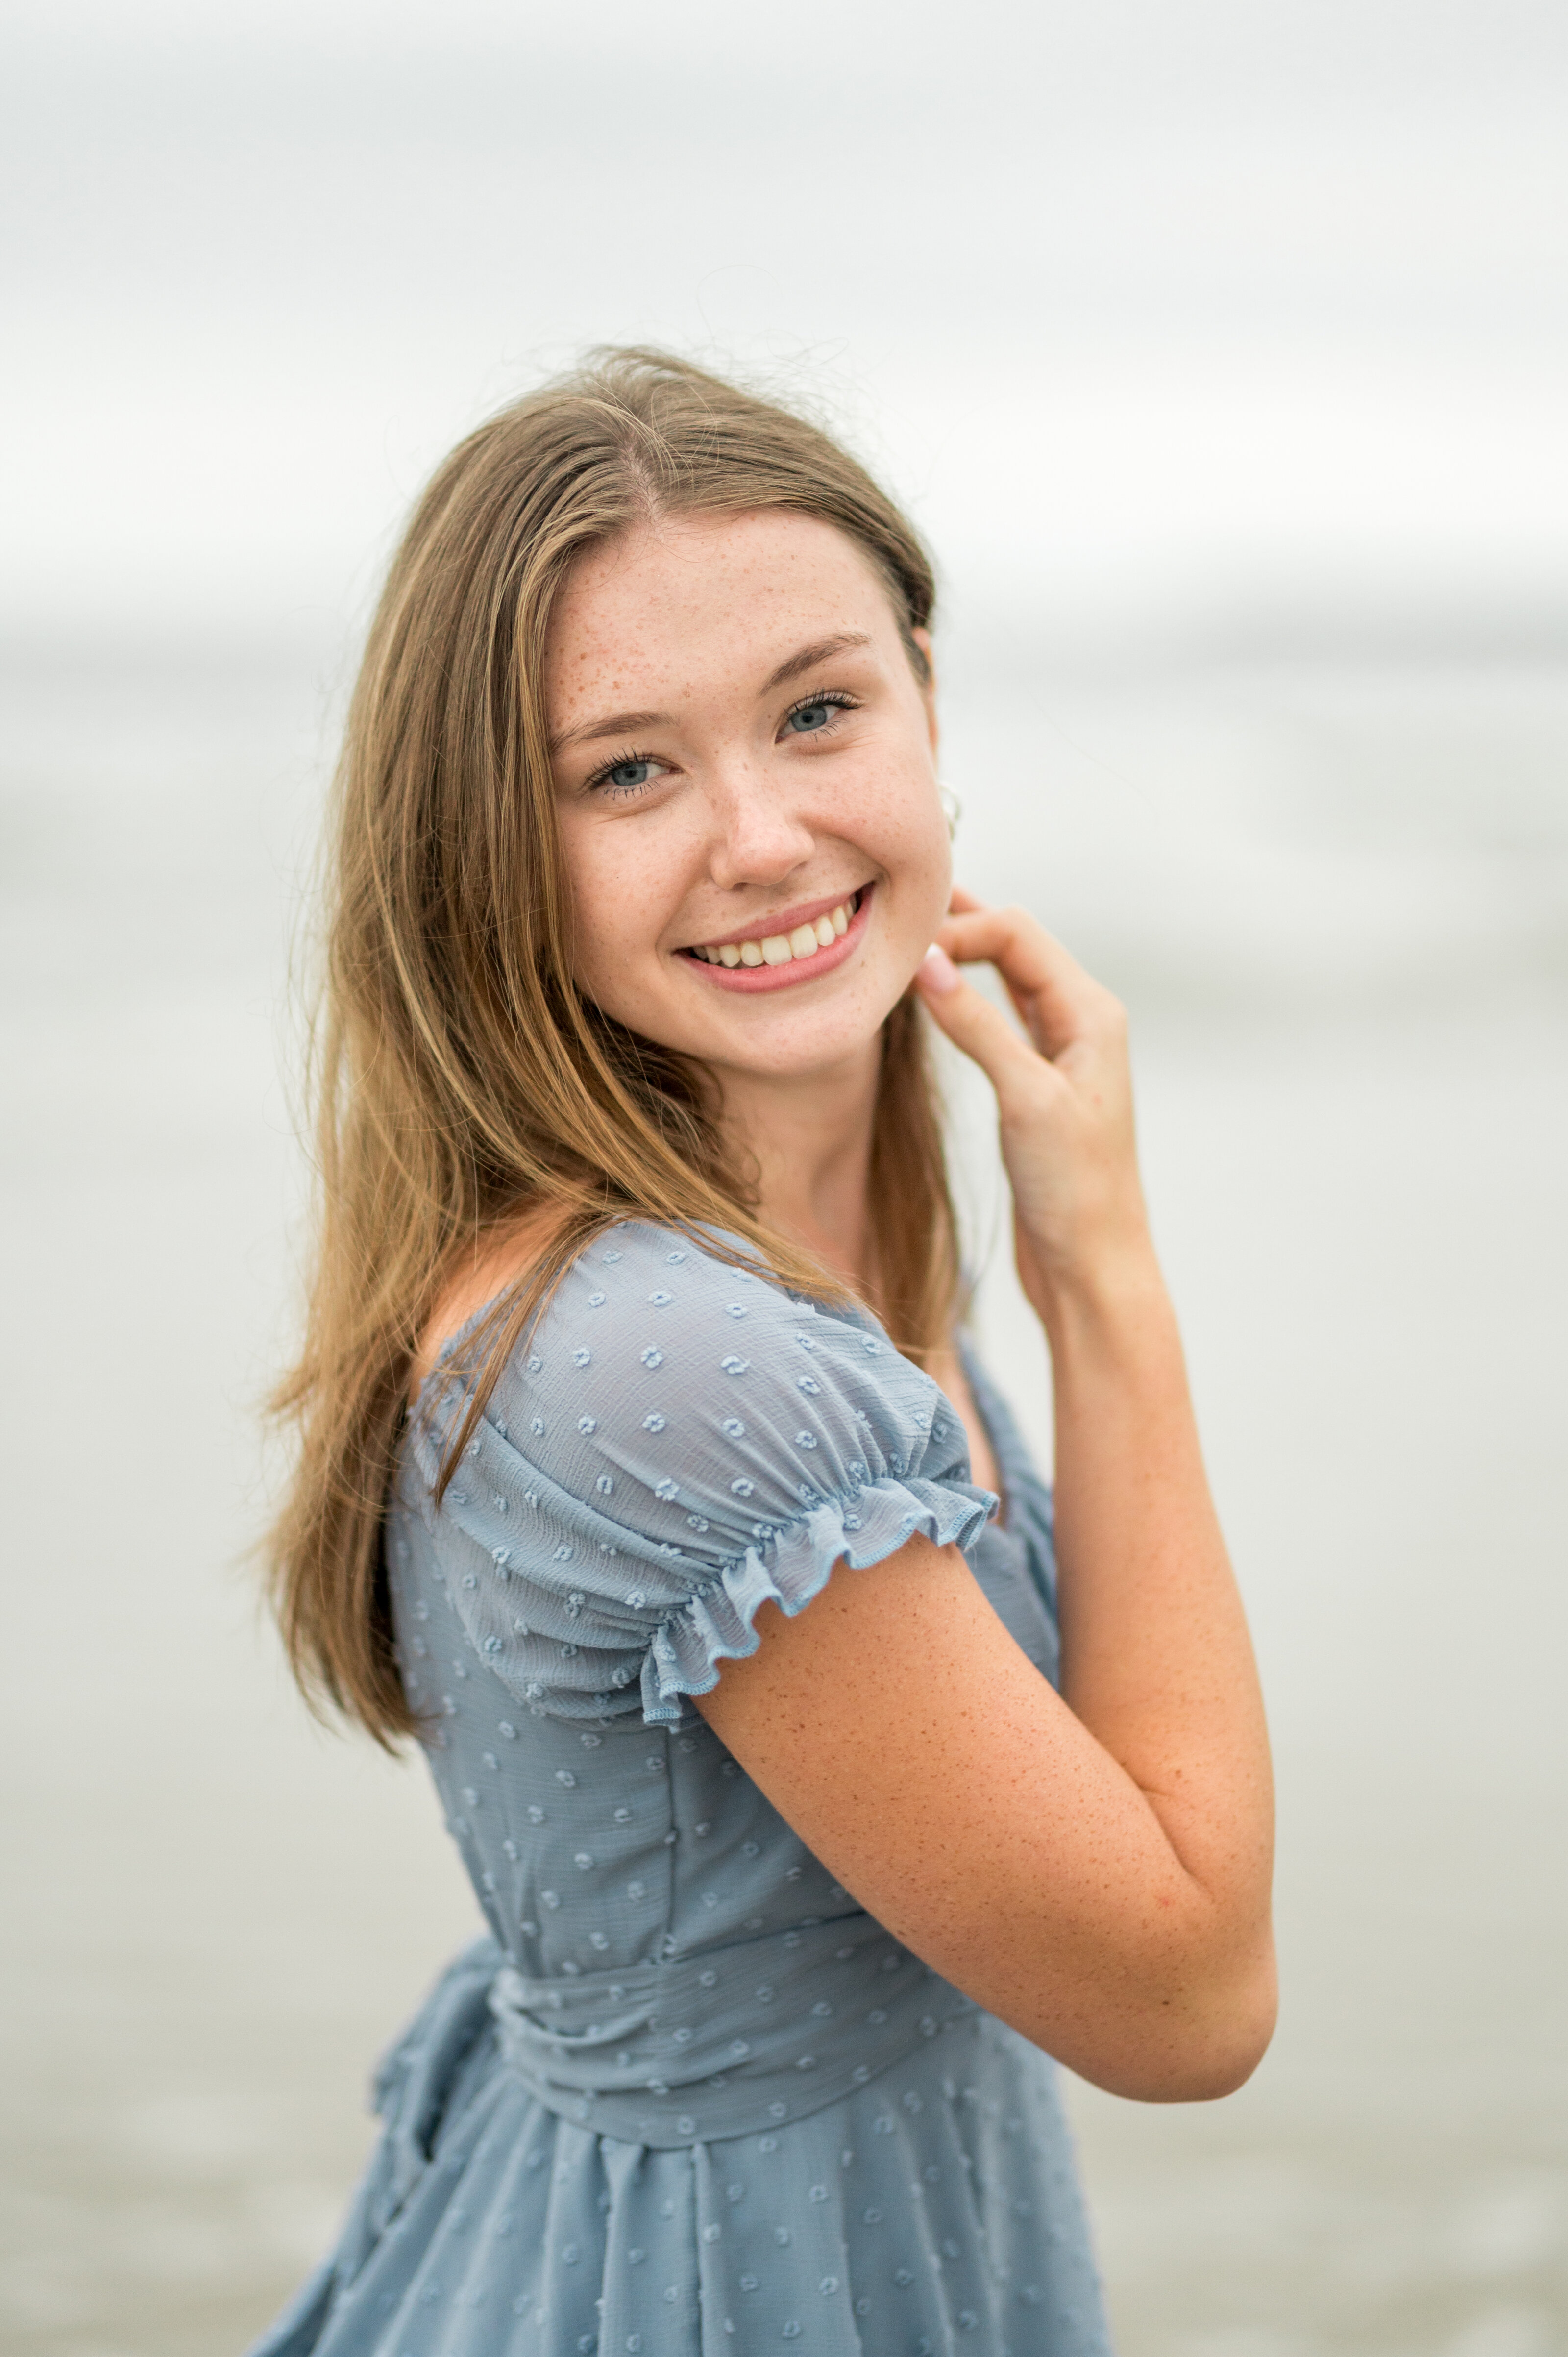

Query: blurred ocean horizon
left=4, top=1, right=1567, bottom=2349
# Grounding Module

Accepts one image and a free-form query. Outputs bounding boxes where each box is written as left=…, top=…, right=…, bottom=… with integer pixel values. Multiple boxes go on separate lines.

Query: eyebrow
left=549, top=631, right=876, bottom=755
left=551, top=707, right=667, bottom=755
left=761, top=630, right=873, bottom=693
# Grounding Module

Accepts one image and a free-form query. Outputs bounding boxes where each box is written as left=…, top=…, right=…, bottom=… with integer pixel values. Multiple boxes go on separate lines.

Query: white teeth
left=694, top=892, right=860, bottom=970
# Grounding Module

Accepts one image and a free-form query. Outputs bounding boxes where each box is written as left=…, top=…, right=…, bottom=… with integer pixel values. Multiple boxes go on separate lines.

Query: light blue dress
left=251, top=1224, right=1111, bottom=2357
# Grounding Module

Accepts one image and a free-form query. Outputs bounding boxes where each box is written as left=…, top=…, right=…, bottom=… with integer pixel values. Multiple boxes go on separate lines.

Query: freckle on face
left=545, top=509, right=951, bottom=1085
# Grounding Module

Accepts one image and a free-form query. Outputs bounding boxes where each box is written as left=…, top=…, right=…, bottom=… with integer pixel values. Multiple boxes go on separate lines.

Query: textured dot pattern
left=400, top=1227, right=1014, bottom=1728
left=247, top=1225, right=1108, bottom=2357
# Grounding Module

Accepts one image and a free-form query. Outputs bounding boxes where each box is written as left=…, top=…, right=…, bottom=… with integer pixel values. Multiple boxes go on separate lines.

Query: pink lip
left=678, top=884, right=874, bottom=994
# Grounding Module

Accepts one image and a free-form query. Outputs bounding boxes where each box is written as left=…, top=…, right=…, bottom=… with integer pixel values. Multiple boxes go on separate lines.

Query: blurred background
left=2, top=1, right=1566, bottom=2351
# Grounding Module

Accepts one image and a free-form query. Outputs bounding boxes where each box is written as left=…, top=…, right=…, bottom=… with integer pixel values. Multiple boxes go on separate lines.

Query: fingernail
left=918, top=944, right=961, bottom=993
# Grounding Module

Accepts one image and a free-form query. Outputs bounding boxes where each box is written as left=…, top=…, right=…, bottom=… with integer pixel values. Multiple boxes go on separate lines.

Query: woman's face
left=545, top=508, right=950, bottom=1088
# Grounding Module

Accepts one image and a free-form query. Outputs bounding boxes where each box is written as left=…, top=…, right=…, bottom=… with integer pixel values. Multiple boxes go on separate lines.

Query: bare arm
left=698, top=900, right=1275, bottom=2102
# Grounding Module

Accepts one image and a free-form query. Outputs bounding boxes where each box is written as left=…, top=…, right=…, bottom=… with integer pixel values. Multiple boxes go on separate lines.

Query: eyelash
left=784, top=688, right=859, bottom=732
left=583, top=689, right=862, bottom=797
left=585, top=744, right=662, bottom=798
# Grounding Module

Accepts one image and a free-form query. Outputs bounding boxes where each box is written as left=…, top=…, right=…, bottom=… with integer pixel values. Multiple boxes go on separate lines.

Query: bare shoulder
left=409, top=1203, right=567, bottom=1403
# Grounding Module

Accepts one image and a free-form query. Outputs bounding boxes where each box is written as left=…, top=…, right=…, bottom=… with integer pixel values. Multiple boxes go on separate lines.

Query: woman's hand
left=914, top=890, right=1153, bottom=1320
left=908, top=888, right=1276, bottom=2076
left=707, top=892, right=1276, bottom=2098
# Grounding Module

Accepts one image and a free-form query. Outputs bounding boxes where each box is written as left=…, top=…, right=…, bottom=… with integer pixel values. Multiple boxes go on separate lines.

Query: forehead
left=544, top=510, right=896, bottom=711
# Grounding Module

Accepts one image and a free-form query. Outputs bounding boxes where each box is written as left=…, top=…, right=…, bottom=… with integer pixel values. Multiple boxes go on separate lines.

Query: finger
left=936, top=905, right=1088, bottom=996
left=933, top=907, right=1113, bottom=1059
left=947, top=884, right=985, bottom=916
left=913, top=946, right=1065, bottom=1104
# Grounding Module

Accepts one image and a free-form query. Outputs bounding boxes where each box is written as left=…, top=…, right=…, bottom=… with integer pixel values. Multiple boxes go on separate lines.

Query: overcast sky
left=5, top=0, right=1566, bottom=646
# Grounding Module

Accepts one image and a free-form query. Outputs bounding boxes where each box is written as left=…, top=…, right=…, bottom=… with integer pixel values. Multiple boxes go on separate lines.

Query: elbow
left=1122, top=1947, right=1278, bottom=2104
left=1037, top=1935, right=1278, bottom=2105
left=1141, top=1991, right=1276, bottom=2103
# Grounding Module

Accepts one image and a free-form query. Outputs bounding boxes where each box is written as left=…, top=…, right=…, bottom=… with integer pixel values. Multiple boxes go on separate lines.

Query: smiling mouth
left=680, top=890, right=863, bottom=970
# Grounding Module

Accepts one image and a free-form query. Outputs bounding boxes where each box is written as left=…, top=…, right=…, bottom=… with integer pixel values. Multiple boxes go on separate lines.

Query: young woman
left=255, top=351, right=1275, bottom=2357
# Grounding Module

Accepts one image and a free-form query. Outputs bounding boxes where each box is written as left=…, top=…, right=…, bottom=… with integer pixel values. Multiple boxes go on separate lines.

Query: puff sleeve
left=399, top=1223, right=996, bottom=1726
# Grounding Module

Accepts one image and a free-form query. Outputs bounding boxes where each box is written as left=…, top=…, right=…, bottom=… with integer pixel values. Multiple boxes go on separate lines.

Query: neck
left=714, top=1040, right=882, bottom=1296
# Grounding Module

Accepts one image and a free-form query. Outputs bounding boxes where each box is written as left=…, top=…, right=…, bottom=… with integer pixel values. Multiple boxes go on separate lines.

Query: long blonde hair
left=269, top=349, right=961, bottom=1743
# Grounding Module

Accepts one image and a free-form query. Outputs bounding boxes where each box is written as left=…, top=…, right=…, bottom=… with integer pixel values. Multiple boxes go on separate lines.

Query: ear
left=912, top=627, right=939, bottom=760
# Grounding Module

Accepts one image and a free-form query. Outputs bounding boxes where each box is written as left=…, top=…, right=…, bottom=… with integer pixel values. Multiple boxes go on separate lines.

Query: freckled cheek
left=835, top=751, right=943, bottom=857
left=560, top=830, right=686, bottom=1004
left=555, top=833, right=632, bottom=992
left=846, top=772, right=949, bottom=919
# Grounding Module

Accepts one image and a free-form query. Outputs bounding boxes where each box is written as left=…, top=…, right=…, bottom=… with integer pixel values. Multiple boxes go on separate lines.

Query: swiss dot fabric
left=249, top=1223, right=1110, bottom=2357
left=403, top=1229, right=997, bottom=1726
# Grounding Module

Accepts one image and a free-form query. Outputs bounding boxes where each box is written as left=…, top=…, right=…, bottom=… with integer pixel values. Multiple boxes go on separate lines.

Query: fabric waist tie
left=486, top=1915, right=976, bottom=2148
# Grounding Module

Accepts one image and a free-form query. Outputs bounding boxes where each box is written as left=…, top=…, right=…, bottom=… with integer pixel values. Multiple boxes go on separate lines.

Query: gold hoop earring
left=938, top=783, right=962, bottom=841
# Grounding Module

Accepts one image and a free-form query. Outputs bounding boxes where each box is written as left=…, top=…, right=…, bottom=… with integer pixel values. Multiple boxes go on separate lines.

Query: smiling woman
left=256, top=351, right=1274, bottom=2357
left=546, top=509, right=950, bottom=1067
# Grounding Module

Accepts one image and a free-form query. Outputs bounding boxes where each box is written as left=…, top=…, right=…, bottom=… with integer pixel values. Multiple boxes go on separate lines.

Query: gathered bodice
left=388, top=1241, right=1060, bottom=2144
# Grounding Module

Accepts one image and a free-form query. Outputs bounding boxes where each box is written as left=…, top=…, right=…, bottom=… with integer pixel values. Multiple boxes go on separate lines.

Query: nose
left=704, top=767, right=818, bottom=896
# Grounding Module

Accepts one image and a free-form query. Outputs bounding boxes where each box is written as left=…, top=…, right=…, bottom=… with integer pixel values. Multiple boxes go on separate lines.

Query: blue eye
left=587, top=751, right=671, bottom=798
left=782, top=690, right=856, bottom=739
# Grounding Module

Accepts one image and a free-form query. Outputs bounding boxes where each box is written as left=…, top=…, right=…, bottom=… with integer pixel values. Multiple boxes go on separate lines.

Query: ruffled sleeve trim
left=640, top=1473, right=996, bottom=1725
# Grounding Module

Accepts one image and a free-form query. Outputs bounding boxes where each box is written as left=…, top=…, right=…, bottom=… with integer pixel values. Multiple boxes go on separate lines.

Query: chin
left=705, top=971, right=912, bottom=1066
left=607, top=1000, right=883, bottom=1087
